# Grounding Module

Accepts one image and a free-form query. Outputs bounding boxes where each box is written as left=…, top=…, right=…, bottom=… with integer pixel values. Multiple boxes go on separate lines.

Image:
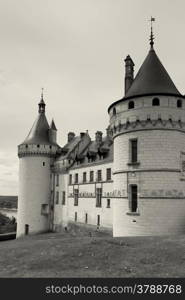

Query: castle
left=17, top=27, right=185, bottom=238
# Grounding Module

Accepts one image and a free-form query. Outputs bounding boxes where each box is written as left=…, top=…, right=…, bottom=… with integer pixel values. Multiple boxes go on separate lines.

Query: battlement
left=18, top=143, right=58, bottom=158
left=109, top=95, right=185, bottom=137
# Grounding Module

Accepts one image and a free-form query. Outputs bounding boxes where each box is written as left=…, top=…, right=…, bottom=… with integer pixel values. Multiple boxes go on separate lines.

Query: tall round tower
left=108, top=26, right=185, bottom=236
left=17, top=92, right=59, bottom=237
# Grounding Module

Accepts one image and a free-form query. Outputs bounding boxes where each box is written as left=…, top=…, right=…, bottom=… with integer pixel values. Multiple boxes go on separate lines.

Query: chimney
left=80, top=132, right=85, bottom=139
left=124, top=55, right=134, bottom=95
left=68, top=132, right=75, bottom=143
left=95, top=131, right=103, bottom=144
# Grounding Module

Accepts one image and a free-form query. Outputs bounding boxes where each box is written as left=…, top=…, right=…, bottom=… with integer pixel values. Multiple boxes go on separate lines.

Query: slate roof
left=22, top=113, right=54, bottom=145
left=55, top=133, right=113, bottom=169
left=125, top=49, right=180, bottom=98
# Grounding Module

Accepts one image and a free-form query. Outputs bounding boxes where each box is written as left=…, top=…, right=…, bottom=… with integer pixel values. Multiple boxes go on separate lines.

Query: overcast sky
left=0, top=0, right=185, bottom=195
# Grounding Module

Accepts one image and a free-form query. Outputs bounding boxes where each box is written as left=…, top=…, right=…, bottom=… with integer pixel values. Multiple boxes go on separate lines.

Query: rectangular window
left=85, top=213, right=88, bottom=224
left=75, top=212, right=77, bottom=222
left=96, top=188, right=102, bottom=207
left=56, top=191, right=59, bottom=204
left=107, top=199, right=111, bottom=208
left=41, top=204, right=49, bottom=215
left=74, top=189, right=79, bottom=206
left=69, top=174, right=72, bottom=185
left=75, top=173, right=78, bottom=183
left=90, top=171, right=94, bottom=182
left=106, top=168, right=111, bottom=181
left=130, top=185, right=138, bottom=212
left=62, top=191, right=65, bottom=205
left=97, top=170, right=102, bottom=182
left=97, top=215, right=100, bottom=226
left=56, top=174, right=59, bottom=186
left=130, top=139, right=138, bottom=163
left=83, top=172, right=87, bottom=183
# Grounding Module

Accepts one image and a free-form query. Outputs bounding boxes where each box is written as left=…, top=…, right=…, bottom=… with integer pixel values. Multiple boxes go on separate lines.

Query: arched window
left=152, top=98, right=160, bottom=106
left=113, top=107, right=116, bottom=116
left=128, top=101, right=135, bottom=109
left=177, top=99, right=182, bottom=108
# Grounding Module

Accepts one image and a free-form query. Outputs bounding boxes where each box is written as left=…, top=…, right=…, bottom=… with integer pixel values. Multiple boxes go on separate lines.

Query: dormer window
left=152, top=98, right=160, bottom=106
left=113, top=107, right=116, bottom=116
left=128, top=101, right=135, bottom=109
left=177, top=99, right=182, bottom=108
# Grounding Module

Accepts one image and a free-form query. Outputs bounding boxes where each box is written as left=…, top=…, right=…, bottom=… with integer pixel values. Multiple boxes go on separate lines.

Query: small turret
left=124, top=55, right=134, bottom=95
left=49, top=119, right=57, bottom=144
left=38, top=88, right=46, bottom=113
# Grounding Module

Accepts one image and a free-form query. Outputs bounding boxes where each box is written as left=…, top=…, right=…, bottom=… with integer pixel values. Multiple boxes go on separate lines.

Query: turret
left=38, top=89, right=46, bottom=113
left=108, top=20, right=185, bottom=237
left=49, top=119, right=57, bottom=144
left=17, top=91, right=59, bottom=238
left=124, top=55, right=134, bottom=95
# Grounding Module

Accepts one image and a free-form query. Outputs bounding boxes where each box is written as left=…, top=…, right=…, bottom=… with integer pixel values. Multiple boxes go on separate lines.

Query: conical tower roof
left=23, top=113, right=51, bottom=145
left=125, top=48, right=180, bottom=98
left=21, top=92, right=57, bottom=145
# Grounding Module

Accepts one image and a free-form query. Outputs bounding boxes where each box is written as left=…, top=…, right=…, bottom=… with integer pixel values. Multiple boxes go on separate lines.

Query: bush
left=0, top=212, right=11, bottom=225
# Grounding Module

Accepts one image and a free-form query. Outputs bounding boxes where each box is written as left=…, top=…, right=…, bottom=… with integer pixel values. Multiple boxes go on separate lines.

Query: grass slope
left=0, top=231, right=185, bottom=278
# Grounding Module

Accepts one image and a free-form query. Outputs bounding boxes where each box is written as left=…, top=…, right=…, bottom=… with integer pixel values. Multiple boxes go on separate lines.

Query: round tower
left=17, top=92, right=59, bottom=237
left=108, top=26, right=185, bottom=236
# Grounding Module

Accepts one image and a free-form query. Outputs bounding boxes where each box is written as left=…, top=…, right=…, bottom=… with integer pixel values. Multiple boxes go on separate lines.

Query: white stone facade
left=52, top=162, right=113, bottom=231
left=17, top=144, right=58, bottom=237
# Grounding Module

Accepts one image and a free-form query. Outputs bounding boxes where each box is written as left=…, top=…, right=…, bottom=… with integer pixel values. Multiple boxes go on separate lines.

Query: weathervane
left=149, top=16, right=155, bottom=49
left=41, top=87, right=44, bottom=101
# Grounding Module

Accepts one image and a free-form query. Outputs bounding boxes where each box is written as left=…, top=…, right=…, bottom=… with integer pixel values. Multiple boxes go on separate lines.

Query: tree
left=0, top=212, right=11, bottom=225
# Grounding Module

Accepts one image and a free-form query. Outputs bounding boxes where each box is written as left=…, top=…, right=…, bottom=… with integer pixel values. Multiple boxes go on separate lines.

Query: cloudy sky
left=0, top=0, right=185, bottom=195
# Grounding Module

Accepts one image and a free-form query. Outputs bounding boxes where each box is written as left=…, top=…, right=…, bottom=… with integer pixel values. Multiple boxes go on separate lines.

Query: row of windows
left=74, top=212, right=101, bottom=226
left=25, top=144, right=53, bottom=149
left=69, top=168, right=111, bottom=185
left=56, top=186, right=138, bottom=213
left=73, top=188, right=110, bottom=208
left=55, top=140, right=136, bottom=188
left=76, top=186, right=138, bottom=213
left=55, top=190, right=111, bottom=209
left=112, top=98, right=183, bottom=115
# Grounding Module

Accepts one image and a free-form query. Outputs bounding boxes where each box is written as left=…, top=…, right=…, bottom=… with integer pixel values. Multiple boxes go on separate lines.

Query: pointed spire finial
left=149, top=16, right=155, bottom=49
left=38, top=88, right=46, bottom=113
left=41, top=87, right=44, bottom=101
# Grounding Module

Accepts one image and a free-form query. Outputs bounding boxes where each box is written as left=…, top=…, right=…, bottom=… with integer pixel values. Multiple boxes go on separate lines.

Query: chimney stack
left=80, top=132, right=85, bottom=139
left=68, top=132, right=75, bottom=143
left=95, top=131, right=103, bottom=144
left=124, top=55, right=134, bottom=95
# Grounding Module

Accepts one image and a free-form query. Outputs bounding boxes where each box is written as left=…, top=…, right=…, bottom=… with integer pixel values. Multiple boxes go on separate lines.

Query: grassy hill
left=0, top=229, right=185, bottom=278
